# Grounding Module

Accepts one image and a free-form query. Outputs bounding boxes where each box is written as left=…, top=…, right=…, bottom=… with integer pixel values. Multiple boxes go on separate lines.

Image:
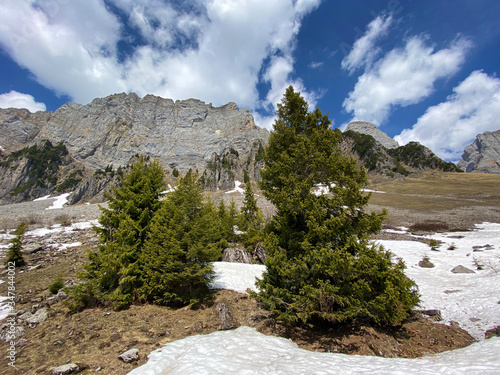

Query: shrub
left=49, top=275, right=65, bottom=294
left=4, top=222, right=28, bottom=267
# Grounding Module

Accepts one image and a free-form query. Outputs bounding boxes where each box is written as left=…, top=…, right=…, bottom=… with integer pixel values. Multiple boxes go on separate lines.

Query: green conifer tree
left=4, top=222, right=27, bottom=267
left=254, top=86, right=419, bottom=325
left=84, top=157, right=166, bottom=309
left=140, top=170, right=224, bottom=306
left=238, top=181, right=264, bottom=247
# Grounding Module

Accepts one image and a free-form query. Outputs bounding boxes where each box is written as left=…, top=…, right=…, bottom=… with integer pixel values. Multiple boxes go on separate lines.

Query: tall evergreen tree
left=140, top=171, right=224, bottom=306
left=254, top=86, right=419, bottom=325
left=84, top=157, right=166, bottom=309
left=4, top=222, right=27, bottom=267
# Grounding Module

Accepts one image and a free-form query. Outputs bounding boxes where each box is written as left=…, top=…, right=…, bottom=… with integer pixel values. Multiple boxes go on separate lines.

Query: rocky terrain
left=3, top=174, right=499, bottom=374
left=0, top=93, right=269, bottom=205
left=342, top=123, right=461, bottom=176
left=345, top=121, right=400, bottom=149
left=458, top=129, right=500, bottom=174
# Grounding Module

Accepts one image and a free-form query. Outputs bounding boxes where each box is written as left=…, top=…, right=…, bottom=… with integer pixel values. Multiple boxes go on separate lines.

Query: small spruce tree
left=4, top=222, right=27, bottom=267
left=140, top=170, right=224, bottom=306
left=254, top=86, right=419, bottom=325
left=84, top=157, right=166, bottom=309
left=238, top=181, right=265, bottom=248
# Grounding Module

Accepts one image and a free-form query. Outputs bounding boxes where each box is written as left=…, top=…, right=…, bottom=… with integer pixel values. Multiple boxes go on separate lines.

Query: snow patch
left=210, top=262, right=265, bottom=294
left=45, top=193, right=71, bottom=210
left=225, top=181, right=245, bottom=194
left=127, top=327, right=500, bottom=375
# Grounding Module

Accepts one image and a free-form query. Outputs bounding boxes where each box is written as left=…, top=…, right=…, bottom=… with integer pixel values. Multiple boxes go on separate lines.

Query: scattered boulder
left=57, top=289, right=68, bottom=300
left=215, top=300, right=237, bottom=330
left=418, top=258, right=435, bottom=268
left=25, top=307, right=48, bottom=325
left=222, top=246, right=253, bottom=264
left=451, top=265, right=476, bottom=274
left=118, top=348, right=139, bottom=363
left=420, top=309, right=442, bottom=321
left=485, top=325, right=500, bottom=339
left=52, top=363, right=80, bottom=375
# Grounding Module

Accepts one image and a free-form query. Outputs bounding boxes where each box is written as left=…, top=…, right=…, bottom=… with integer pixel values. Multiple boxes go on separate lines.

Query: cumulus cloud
left=341, top=14, right=393, bottom=73
left=395, top=71, right=500, bottom=162
left=0, top=91, right=47, bottom=112
left=343, top=36, right=471, bottom=125
left=0, top=0, right=321, bottom=130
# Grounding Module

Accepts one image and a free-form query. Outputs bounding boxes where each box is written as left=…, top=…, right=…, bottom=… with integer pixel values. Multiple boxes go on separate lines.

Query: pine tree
left=238, top=181, right=264, bottom=248
left=140, top=170, right=224, bottom=306
left=4, top=222, right=27, bottom=267
left=254, top=86, right=419, bottom=325
left=84, top=157, right=166, bottom=309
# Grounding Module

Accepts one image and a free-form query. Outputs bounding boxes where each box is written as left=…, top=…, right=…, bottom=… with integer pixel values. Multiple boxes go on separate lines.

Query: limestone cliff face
left=458, top=130, right=500, bottom=174
left=345, top=121, right=399, bottom=149
left=34, top=93, right=269, bottom=172
left=0, top=93, right=269, bottom=204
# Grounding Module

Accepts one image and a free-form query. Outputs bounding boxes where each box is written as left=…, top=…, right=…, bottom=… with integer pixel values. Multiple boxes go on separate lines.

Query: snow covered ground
left=1, top=219, right=499, bottom=373
left=377, top=222, right=500, bottom=341
left=128, top=222, right=500, bottom=375
left=127, top=327, right=500, bottom=375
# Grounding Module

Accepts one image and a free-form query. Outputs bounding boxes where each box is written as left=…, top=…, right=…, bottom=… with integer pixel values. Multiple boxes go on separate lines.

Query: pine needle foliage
left=4, top=222, right=27, bottom=267
left=254, top=86, right=419, bottom=325
left=140, top=170, right=224, bottom=306
left=84, top=157, right=166, bottom=309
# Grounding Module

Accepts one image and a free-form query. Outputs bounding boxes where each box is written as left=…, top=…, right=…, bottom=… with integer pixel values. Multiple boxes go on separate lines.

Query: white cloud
left=343, top=36, right=471, bottom=125
left=395, top=70, right=500, bottom=162
left=0, top=91, right=46, bottom=112
left=0, top=0, right=321, bottom=125
left=0, top=0, right=125, bottom=101
left=341, top=14, right=393, bottom=73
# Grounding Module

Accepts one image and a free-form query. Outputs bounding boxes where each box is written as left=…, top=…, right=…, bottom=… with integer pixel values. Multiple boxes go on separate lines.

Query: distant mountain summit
left=345, top=121, right=399, bottom=149
left=342, top=123, right=461, bottom=176
left=458, top=130, right=500, bottom=174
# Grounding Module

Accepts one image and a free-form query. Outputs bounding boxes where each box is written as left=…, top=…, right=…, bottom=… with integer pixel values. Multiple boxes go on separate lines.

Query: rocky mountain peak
left=345, top=121, right=399, bottom=149
left=458, top=129, right=500, bottom=174
left=0, top=93, right=269, bottom=204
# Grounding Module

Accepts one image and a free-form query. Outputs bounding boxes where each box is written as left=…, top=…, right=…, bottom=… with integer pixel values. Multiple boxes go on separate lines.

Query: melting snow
left=225, top=181, right=245, bottom=194
left=32, top=193, right=72, bottom=209
left=127, top=327, right=500, bottom=375
left=128, top=223, right=500, bottom=374
left=211, top=262, right=265, bottom=294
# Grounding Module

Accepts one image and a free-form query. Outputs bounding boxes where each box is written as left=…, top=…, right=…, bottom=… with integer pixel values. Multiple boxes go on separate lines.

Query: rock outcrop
left=0, top=93, right=270, bottom=204
left=345, top=121, right=399, bottom=149
left=342, top=127, right=461, bottom=176
left=458, top=130, right=500, bottom=174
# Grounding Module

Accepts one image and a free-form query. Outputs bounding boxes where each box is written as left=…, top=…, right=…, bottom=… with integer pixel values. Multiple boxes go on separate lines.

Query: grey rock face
left=33, top=93, right=269, bottom=172
left=345, top=121, right=399, bottom=149
left=458, top=130, right=500, bottom=174
left=222, top=247, right=253, bottom=263
left=0, top=93, right=269, bottom=203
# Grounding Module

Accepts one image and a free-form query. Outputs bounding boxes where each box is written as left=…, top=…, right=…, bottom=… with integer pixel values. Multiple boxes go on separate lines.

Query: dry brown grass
left=365, top=172, right=500, bottom=229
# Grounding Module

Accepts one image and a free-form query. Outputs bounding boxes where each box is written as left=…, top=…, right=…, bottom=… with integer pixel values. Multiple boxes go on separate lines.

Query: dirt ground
left=1, top=171, right=499, bottom=374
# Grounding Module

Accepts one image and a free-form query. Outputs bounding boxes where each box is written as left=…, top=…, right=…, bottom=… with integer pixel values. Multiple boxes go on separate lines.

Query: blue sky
left=1, top=0, right=499, bottom=162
